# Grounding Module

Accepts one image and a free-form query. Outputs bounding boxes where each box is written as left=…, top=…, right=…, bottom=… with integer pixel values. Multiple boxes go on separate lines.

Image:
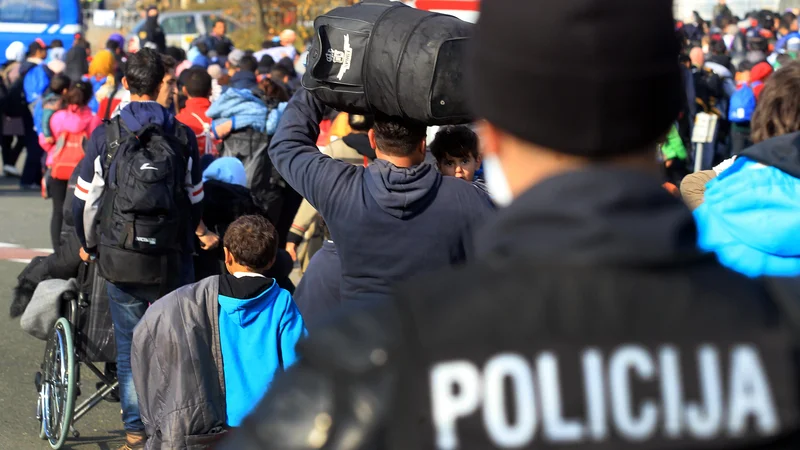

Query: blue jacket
left=83, top=75, right=108, bottom=114
left=269, top=90, right=494, bottom=305
left=292, top=240, right=341, bottom=330
left=217, top=274, right=306, bottom=426
left=206, top=87, right=286, bottom=136
left=694, top=132, right=800, bottom=277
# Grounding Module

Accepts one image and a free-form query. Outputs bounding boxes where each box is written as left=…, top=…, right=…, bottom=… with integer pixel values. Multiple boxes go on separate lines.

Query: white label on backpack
left=135, top=236, right=156, bottom=245
left=325, top=34, right=353, bottom=81
left=736, top=108, right=745, bottom=119
left=140, top=163, right=158, bottom=171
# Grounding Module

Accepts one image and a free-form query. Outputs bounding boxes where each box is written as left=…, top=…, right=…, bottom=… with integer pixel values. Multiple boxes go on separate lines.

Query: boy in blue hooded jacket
left=132, top=214, right=306, bottom=446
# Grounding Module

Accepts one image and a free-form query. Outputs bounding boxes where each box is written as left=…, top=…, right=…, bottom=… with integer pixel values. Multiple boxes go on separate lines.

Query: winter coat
left=268, top=89, right=494, bottom=305
left=176, top=97, right=218, bottom=156
left=207, top=88, right=283, bottom=135
left=131, top=276, right=229, bottom=449
left=694, top=132, right=800, bottom=277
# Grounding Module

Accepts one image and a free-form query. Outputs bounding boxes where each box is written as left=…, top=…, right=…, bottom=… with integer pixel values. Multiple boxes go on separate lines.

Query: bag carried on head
left=98, top=117, right=189, bottom=288
left=303, top=0, right=473, bottom=125
left=728, top=81, right=761, bottom=123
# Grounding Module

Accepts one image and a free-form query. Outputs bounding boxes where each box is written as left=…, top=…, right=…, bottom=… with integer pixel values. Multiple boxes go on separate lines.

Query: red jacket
left=176, top=97, right=218, bottom=156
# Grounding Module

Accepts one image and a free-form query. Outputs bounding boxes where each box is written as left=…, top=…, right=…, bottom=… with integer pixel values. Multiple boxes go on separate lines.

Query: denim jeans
left=106, top=254, right=195, bottom=432
left=107, top=283, right=159, bottom=432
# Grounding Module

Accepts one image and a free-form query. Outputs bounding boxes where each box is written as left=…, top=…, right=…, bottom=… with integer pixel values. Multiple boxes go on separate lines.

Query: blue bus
left=0, top=0, right=81, bottom=64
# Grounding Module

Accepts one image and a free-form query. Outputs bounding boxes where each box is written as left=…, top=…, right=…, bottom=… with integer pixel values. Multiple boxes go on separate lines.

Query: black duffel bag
left=303, top=0, right=473, bottom=125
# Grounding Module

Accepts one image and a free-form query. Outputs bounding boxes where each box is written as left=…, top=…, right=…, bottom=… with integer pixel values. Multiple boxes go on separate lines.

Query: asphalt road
left=0, top=173, right=125, bottom=450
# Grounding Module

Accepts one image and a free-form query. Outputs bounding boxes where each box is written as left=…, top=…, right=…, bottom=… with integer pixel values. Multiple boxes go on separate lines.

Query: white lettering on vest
left=431, top=360, right=481, bottom=450
left=686, top=345, right=723, bottom=438
left=582, top=348, right=608, bottom=441
left=483, top=353, right=537, bottom=447
left=609, top=345, right=659, bottom=441
left=428, top=344, right=781, bottom=449
left=537, top=352, right=584, bottom=442
left=727, top=345, right=779, bottom=436
left=659, top=346, right=684, bottom=437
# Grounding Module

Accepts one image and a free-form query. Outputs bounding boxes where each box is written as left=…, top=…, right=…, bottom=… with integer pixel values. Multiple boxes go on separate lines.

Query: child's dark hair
left=223, top=215, right=278, bottom=271
left=430, top=125, right=479, bottom=161
left=50, top=39, right=64, bottom=48
left=64, top=80, right=94, bottom=107
left=49, top=74, right=71, bottom=95
left=195, top=41, right=209, bottom=56
left=184, top=68, right=212, bottom=98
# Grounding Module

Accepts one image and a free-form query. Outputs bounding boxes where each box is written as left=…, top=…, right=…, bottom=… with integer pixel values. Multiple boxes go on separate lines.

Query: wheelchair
left=35, top=262, right=118, bottom=449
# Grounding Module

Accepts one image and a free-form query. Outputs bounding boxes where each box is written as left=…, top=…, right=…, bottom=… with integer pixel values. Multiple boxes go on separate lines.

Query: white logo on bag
left=135, top=236, right=156, bottom=245
left=140, top=163, right=158, bottom=171
left=325, top=34, right=353, bottom=81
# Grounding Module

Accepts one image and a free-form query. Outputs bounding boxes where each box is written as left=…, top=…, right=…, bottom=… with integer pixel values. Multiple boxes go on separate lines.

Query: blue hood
left=203, top=156, right=247, bottom=187
left=119, top=101, right=176, bottom=133
left=218, top=279, right=279, bottom=327
left=694, top=134, right=800, bottom=277
left=365, top=159, right=441, bottom=219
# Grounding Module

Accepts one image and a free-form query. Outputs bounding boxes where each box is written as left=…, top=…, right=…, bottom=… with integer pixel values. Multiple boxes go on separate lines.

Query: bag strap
left=103, top=81, right=121, bottom=120
left=103, top=116, right=124, bottom=180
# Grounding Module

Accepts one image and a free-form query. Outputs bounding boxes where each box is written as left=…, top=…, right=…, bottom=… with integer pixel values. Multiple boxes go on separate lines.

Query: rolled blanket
left=21, top=278, right=77, bottom=340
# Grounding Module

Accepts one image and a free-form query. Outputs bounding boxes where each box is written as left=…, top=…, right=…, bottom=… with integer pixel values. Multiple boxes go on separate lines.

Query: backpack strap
left=103, top=116, right=125, bottom=179
left=103, top=80, right=121, bottom=121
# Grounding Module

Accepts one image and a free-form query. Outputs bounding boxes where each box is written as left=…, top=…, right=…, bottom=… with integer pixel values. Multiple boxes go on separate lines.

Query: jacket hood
left=342, top=133, right=375, bottom=160
left=475, top=168, right=698, bottom=265
left=119, top=101, right=175, bottom=132
left=750, top=61, right=773, bottom=83
left=696, top=133, right=800, bottom=265
left=365, top=159, right=441, bottom=219
left=218, top=278, right=279, bottom=327
left=203, top=156, right=247, bottom=187
left=229, top=71, right=259, bottom=92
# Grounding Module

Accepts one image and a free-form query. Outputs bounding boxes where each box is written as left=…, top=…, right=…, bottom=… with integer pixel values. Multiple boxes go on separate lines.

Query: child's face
left=438, top=153, right=481, bottom=182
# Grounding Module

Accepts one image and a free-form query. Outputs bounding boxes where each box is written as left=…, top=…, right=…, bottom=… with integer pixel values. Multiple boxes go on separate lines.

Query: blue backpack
left=728, top=81, right=761, bottom=123
left=23, top=64, right=51, bottom=105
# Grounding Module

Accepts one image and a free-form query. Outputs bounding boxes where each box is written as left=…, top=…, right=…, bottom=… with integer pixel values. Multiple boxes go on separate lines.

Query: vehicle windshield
left=0, top=0, right=59, bottom=23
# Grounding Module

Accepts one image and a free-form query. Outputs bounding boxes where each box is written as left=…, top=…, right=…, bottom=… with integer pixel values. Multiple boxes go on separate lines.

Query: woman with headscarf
left=83, top=49, right=115, bottom=113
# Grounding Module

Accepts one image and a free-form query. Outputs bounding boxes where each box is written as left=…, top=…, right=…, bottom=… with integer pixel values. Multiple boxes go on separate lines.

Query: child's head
left=64, top=80, right=94, bottom=107
left=182, top=67, right=212, bottom=99
left=430, top=125, right=481, bottom=181
left=223, top=215, right=278, bottom=274
left=49, top=74, right=71, bottom=96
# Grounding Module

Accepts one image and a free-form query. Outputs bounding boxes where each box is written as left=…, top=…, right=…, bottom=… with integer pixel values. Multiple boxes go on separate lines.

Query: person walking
left=72, top=48, right=215, bottom=450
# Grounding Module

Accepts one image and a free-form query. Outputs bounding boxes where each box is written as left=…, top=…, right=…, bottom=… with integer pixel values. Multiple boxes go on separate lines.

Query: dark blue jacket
left=268, top=90, right=494, bottom=305
left=292, top=240, right=341, bottom=329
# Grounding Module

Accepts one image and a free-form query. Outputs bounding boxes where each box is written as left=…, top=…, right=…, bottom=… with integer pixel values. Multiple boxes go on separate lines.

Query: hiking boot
left=117, top=431, right=147, bottom=450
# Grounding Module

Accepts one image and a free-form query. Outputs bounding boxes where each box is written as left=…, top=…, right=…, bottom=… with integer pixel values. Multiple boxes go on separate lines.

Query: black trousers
left=1, top=135, right=24, bottom=168
left=48, top=177, right=68, bottom=250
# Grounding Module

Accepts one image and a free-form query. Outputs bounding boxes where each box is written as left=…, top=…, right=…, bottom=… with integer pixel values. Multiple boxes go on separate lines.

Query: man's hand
left=286, top=242, right=297, bottom=262
left=79, top=247, right=92, bottom=262
left=198, top=232, right=220, bottom=250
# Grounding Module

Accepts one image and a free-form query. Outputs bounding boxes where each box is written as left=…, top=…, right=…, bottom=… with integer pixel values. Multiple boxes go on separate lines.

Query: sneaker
left=3, top=164, right=20, bottom=177
left=117, top=431, right=147, bottom=450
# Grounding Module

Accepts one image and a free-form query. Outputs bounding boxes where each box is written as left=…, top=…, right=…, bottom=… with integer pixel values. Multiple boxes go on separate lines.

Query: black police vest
left=387, top=256, right=800, bottom=450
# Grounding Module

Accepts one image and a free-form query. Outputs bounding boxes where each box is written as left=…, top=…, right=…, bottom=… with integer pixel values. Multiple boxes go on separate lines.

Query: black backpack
left=97, top=117, right=189, bottom=289
left=303, top=0, right=473, bottom=125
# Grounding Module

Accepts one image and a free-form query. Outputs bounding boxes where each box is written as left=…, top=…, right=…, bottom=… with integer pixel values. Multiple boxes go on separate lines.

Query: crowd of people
left=5, top=0, right=800, bottom=448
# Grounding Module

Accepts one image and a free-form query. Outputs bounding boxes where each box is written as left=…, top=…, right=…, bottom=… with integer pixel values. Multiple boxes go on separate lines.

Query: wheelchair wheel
left=41, top=318, right=76, bottom=450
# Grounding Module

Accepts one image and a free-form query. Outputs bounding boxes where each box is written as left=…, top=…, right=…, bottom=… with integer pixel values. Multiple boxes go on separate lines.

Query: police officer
left=139, top=6, right=166, bottom=54
left=218, top=0, right=800, bottom=448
